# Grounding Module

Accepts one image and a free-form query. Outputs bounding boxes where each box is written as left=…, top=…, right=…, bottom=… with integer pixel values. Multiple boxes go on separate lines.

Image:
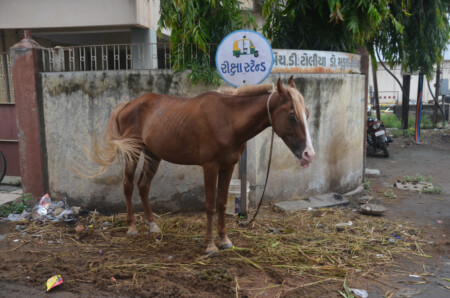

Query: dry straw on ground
left=8, top=206, right=426, bottom=295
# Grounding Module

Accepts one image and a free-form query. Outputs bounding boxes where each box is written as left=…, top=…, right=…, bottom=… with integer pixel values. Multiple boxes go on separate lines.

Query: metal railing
left=0, top=52, right=14, bottom=103
left=41, top=43, right=218, bottom=73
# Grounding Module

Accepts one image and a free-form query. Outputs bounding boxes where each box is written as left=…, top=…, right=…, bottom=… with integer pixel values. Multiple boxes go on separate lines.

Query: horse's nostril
left=304, top=151, right=309, bottom=157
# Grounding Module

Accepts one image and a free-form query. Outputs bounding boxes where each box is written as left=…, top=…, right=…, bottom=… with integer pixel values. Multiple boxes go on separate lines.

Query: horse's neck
left=231, top=93, right=273, bottom=144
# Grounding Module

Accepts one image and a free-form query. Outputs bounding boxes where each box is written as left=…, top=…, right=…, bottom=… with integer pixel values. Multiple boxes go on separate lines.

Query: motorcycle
left=367, top=117, right=393, bottom=157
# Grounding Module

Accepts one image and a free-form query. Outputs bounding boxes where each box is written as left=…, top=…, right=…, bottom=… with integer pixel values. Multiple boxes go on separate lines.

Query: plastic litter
left=33, top=194, right=79, bottom=222
left=350, top=288, right=368, bottom=298
left=435, top=220, right=443, bottom=224
left=268, top=227, right=279, bottom=234
left=409, top=274, right=420, bottom=278
left=360, top=204, right=386, bottom=216
left=6, top=211, right=31, bottom=222
left=376, top=254, right=383, bottom=258
left=3, top=193, right=80, bottom=223
left=74, top=224, right=85, bottom=234
left=392, top=234, right=402, bottom=240
left=336, top=221, right=353, bottom=227
left=46, top=275, right=63, bottom=291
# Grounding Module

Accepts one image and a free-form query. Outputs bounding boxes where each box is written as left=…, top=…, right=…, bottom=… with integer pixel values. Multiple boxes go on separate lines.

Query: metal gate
left=0, top=52, right=20, bottom=177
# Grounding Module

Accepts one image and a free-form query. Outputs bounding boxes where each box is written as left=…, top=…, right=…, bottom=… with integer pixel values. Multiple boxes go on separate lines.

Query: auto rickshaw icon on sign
left=233, top=38, right=259, bottom=58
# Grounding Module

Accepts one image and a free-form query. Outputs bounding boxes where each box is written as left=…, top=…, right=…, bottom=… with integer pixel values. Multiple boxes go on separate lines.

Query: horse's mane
left=217, top=84, right=274, bottom=96
left=217, top=83, right=306, bottom=123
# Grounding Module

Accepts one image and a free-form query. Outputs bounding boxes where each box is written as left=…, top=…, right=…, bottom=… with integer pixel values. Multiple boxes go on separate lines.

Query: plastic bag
left=46, top=274, right=63, bottom=291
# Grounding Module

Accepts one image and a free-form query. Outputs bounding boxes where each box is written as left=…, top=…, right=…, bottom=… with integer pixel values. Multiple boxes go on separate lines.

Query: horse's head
left=270, top=77, right=315, bottom=168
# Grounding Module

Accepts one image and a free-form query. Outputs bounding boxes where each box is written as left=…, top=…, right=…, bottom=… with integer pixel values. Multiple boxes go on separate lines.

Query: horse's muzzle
left=296, top=147, right=315, bottom=168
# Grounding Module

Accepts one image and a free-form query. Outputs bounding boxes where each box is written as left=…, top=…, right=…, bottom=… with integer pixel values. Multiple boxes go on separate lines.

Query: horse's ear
left=288, top=76, right=296, bottom=88
left=276, top=78, right=285, bottom=94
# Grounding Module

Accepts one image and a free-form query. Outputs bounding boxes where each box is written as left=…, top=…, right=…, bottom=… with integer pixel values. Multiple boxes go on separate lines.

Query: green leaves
left=158, top=0, right=255, bottom=85
left=371, top=0, right=450, bottom=79
left=263, top=0, right=449, bottom=79
left=262, top=0, right=392, bottom=52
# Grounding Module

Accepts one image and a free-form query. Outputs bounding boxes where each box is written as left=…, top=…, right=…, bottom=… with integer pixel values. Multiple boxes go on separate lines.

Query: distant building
left=369, top=60, right=450, bottom=106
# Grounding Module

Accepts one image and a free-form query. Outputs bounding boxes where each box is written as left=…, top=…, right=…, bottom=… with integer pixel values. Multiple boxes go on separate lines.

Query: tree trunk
left=371, top=62, right=381, bottom=120
left=433, top=65, right=441, bottom=123
left=401, top=75, right=411, bottom=129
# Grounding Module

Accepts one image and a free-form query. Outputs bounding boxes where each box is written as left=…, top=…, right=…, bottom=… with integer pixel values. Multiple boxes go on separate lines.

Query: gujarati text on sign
left=272, top=49, right=360, bottom=74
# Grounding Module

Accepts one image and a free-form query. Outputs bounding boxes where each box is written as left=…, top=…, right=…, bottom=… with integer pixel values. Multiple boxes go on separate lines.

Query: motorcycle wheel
left=0, top=150, right=6, bottom=183
left=377, top=136, right=389, bottom=157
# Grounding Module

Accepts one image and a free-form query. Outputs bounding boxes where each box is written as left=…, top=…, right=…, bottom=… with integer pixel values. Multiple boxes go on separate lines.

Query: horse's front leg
left=203, top=164, right=219, bottom=255
left=217, top=165, right=235, bottom=250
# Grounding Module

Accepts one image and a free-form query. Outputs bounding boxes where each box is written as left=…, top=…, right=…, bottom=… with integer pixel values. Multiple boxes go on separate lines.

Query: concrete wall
left=248, top=75, right=365, bottom=203
left=40, top=70, right=365, bottom=212
left=0, top=0, right=154, bottom=29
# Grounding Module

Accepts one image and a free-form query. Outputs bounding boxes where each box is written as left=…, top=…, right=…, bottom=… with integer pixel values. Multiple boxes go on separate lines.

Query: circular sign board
left=216, top=30, right=273, bottom=87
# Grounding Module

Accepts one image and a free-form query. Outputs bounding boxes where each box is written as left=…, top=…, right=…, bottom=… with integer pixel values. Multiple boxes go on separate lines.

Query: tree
left=369, top=0, right=450, bottom=79
left=158, top=0, right=256, bottom=85
left=262, top=0, right=393, bottom=52
left=263, top=0, right=450, bottom=131
left=262, top=0, right=450, bottom=79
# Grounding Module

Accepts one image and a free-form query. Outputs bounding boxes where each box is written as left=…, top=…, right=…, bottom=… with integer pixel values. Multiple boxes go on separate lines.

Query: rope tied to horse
left=241, top=91, right=276, bottom=226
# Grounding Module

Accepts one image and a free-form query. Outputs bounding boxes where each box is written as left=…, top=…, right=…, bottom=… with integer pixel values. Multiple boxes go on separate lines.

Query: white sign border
left=215, top=29, right=274, bottom=87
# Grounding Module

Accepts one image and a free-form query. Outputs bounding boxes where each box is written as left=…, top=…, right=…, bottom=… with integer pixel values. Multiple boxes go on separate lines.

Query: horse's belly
left=145, top=137, right=201, bottom=166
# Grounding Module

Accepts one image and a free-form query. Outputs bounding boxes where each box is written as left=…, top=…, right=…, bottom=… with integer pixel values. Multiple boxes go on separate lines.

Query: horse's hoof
left=127, top=228, right=139, bottom=235
left=148, top=222, right=161, bottom=233
left=218, top=242, right=233, bottom=250
left=205, top=245, right=219, bottom=255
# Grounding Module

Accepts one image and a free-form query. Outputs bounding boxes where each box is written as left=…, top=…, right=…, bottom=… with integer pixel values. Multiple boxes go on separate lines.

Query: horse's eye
left=288, top=114, right=298, bottom=126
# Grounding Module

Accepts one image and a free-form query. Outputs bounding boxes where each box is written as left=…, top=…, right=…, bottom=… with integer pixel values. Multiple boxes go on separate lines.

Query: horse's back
left=117, top=91, right=230, bottom=165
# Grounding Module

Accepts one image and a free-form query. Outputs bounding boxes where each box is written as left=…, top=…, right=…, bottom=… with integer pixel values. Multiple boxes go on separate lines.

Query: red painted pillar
left=10, top=31, right=47, bottom=199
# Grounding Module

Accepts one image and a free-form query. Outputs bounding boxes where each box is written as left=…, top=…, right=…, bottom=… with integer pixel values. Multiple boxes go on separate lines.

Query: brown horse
left=90, top=76, right=315, bottom=254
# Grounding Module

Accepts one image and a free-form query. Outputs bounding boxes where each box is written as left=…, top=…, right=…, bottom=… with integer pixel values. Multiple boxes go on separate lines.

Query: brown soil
left=0, top=129, right=449, bottom=297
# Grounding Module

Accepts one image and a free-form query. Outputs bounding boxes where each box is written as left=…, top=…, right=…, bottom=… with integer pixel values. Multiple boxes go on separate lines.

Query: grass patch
left=379, top=113, right=437, bottom=130
left=363, top=179, right=371, bottom=191
left=380, top=113, right=401, bottom=129
left=0, top=193, right=34, bottom=217
left=384, top=190, right=397, bottom=199
left=390, top=128, right=415, bottom=138
left=423, top=185, right=442, bottom=194
left=403, top=174, right=432, bottom=183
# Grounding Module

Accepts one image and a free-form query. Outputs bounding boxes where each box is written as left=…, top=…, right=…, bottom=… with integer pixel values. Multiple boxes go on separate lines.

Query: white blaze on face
left=297, top=110, right=315, bottom=168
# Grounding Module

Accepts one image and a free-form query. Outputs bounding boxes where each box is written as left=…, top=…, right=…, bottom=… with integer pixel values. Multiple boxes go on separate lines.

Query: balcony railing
left=41, top=43, right=218, bottom=72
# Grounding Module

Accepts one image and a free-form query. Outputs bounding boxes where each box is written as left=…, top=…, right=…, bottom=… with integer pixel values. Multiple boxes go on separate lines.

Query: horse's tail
left=74, top=102, right=143, bottom=178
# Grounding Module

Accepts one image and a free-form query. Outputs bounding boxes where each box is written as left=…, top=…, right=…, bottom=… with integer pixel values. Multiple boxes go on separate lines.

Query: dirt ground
left=364, top=128, right=450, bottom=297
left=0, top=129, right=449, bottom=297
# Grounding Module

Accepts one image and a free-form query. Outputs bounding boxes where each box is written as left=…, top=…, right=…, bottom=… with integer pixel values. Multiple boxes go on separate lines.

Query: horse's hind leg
left=124, top=156, right=139, bottom=235
left=203, top=164, right=220, bottom=255
left=137, top=149, right=161, bottom=233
